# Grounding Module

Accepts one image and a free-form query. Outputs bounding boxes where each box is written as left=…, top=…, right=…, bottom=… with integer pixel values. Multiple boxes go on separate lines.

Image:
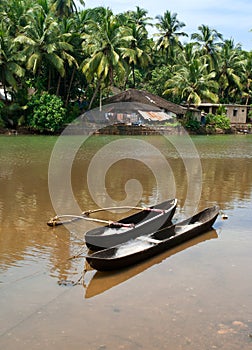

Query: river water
left=0, top=134, right=252, bottom=350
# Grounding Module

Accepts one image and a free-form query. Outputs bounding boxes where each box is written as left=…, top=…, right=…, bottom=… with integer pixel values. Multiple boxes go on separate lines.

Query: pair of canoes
left=85, top=199, right=219, bottom=271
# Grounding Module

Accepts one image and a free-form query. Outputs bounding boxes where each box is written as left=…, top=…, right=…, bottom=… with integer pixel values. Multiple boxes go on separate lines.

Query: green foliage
left=0, top=1, right=252, bottom=133
left=144, top=66, right=171, bottom=96
left=215, top=115, right=230, bottom=130
left=0, top=101, right=5, bottom=127
left=205, top=113, right=215, bottom=124
left=216, top=105, right=227, bottom=115
left=0, top=117, right=5, bottom=128
left=0, top=100, right=4, bottom=115
left=205, top=113, right=230, bottom=130
left=184, top=118, right=201, bottom=131
left=66, top=101, right=83, bottom=122
left=0, top=101, right=26, bottom=128
left=248, top=109, right=252, bottom=119
left=27, top=93, right=66, bottom=132
left=182, top=111, right=201, bottom=131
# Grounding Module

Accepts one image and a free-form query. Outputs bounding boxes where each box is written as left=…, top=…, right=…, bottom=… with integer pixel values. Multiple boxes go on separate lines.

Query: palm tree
left=154, top=11, right=188, bottom=63
left=54, top=16, right=80, bottom=102
left=51, top=0, right=85, bottom=17
left=0, top=21, right=24, bottom=99
left=215, top=39, right=245, bottom=103
left=163, top=46, right=219, bottom=107
left=121, top=6, right=153, bottom=27
left=119, top=16, right=152, bottom=88
left=81, top=8, right=132, bottom=108
left=0, top=0, right=34, bottom=36
left=191, top=24, right=223, bottom=70
left=240, top=50, right=252, bottom=105
left=14, top=3, right=72, bottom=93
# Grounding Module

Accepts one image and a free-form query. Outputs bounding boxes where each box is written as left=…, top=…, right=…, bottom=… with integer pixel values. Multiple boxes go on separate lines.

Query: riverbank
left=1, top=123, right=251, bottom=136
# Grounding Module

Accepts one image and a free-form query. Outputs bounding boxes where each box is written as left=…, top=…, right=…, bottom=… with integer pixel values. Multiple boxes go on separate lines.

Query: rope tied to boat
left=81, top=206, right=165, bottom=215
left=47, top=205, right=165, bottom=227
left=47, top=214, right=135, bottom=228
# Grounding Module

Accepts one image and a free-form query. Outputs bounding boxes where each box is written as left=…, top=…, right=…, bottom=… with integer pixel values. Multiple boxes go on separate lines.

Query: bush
left=205, top=113, right=215, bottom=125
left=0, top=101, right=5, bottom=127
left=183, top=113, right=201, bottom=131
left=27, top=93, right=66, bottom=133
left=214, top=115, right=230, bottom=130
left=206, top=113, right=230, bottom=130
left=0, top=116, right=5, bottom=128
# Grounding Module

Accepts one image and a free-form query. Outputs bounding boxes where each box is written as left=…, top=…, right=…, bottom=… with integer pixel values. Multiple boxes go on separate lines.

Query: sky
left=76, top=0, right=252, bottom=51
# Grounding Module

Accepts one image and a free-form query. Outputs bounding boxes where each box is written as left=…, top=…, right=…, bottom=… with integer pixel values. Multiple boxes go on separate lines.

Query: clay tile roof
left=103, top=88, right=185, bottom=115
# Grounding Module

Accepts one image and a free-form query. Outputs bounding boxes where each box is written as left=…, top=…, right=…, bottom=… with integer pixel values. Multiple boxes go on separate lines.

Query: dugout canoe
left=85, top=198, right=177, bottom=251
left=84, top=229, right=218, bottom=298
left=86, top=205, right=219, bottom=271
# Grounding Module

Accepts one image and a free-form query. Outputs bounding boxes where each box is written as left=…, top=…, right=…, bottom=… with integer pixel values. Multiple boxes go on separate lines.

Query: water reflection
left=0, top=135, right=252, bottom=278
left=0, top=134, right=252, bottom=350
left=84, top=229, right=218, bottom=298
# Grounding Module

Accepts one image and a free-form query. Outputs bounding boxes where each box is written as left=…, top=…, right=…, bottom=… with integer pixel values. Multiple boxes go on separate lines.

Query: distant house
left=101, top=88, right=186, bottom=124
left=78, top=89, right=186, bottom=134
left=196, top=103, right=251, bottom=124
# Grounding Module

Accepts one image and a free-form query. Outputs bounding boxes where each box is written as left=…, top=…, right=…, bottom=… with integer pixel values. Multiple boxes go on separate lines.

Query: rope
left=82, top=206, right=165, bottom=215
left=47, top=214, right=135, bottom=228
left=47, top=205, right=165, bottom=227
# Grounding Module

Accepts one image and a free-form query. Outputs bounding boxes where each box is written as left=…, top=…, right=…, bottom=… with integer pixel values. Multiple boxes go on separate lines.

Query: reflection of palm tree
left=49, top=229, right=76, bottom=282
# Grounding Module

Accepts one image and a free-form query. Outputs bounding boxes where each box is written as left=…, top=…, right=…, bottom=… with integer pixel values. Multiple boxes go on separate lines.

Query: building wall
left=197, top=104, right=248, bottom=124
left=226, top=106, right=247, bottom=124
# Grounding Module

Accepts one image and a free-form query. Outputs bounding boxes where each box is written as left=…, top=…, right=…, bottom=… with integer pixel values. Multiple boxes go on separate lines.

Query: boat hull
left=86, top=206, right=219, bottom=271
left=85, top=199, right=177, bottom=250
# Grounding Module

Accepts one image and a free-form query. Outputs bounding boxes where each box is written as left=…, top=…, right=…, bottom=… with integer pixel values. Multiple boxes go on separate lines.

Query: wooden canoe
left=86, top=205, right=219, bottom=271
left=84, top=230, right=218, bottom=298
left=85, top=198, right=177, bottom=251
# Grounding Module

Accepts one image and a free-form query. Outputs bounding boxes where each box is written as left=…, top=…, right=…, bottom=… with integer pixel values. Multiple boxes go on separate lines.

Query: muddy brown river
left=0, top=134, right=252, bottom=350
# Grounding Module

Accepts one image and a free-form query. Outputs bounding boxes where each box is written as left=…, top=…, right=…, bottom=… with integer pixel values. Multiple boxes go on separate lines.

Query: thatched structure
left=103, top=88, right=185, bottom=116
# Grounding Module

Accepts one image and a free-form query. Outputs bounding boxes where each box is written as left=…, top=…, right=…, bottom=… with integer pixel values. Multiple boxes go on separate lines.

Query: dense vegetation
left=0, top=0, right=251, bottom=132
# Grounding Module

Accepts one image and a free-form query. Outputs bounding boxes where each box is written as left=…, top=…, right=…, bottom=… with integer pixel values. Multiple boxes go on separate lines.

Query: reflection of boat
left=86, top=206, right=219, bottom=271
left=85, top=199, right=177, bottom=250
left=84, top=229, right=218, bottom=298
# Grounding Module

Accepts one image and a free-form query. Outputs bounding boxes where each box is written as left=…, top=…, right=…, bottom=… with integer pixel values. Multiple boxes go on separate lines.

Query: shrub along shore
left=1, top=1, right=252, bottom=134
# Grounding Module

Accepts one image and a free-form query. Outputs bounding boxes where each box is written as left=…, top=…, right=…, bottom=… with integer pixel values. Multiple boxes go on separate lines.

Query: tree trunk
left=245, top=81, right=250, bottom=105
left=88, top=79, right=101, bottom=110
left=56, top=75, right=61, bottom=96
left=132, top=62, right=136, bottom=88
left=48, top=69, right=51, bottom=92
left=66, top=66, right=76, bottom=107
